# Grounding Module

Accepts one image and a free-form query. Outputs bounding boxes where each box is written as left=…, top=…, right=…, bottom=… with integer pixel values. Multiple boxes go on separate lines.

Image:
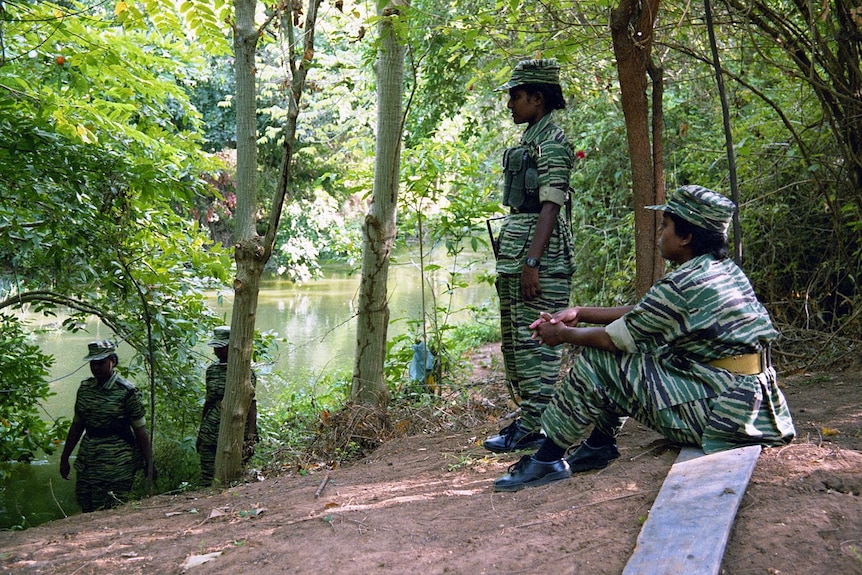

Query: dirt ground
left=1, top=344, right=861, bottom=575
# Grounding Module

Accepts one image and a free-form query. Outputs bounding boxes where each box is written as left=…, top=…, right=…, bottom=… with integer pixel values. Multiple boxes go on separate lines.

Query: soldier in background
left=60, top=340, right=155, bottom=512
left=484, top=58, right=576, bottom=453
left=196, top=326, right=258, bottom=485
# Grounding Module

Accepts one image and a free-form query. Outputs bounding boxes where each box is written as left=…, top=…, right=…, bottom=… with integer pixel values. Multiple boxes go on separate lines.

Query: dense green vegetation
left=1, top=0, right=859, bottom=511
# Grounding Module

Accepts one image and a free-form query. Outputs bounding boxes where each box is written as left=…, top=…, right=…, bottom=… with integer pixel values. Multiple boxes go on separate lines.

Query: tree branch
left=0, top=290, right=122, bottom=335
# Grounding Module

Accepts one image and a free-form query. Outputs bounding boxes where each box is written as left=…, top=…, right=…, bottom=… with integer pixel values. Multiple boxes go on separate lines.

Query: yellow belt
left=708, top=352, right=763, bottom=375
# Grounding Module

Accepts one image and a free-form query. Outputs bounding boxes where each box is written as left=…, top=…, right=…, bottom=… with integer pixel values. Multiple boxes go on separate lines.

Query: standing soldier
left=484, top=58, right=577, bottom=453
left=59, top=340, right=155, bottom=512
left=196, top=326, right=258, bottom=485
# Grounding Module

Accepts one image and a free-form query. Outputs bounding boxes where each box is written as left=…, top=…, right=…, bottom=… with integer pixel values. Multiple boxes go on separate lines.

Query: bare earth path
left=2, top=345, right=861, bottom=575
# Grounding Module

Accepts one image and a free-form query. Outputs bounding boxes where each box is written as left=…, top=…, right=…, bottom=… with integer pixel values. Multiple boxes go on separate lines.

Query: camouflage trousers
left=73, top=436, right=142, bottom=512
left=496, top=272, right=572, bottom=431
left=541, top=347, right=709, bottom=449
left=75, top=474, right=135, bottom=513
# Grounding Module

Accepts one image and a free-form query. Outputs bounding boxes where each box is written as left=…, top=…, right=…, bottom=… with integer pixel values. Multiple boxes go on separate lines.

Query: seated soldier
left=494, top=185, right=796, bottom=491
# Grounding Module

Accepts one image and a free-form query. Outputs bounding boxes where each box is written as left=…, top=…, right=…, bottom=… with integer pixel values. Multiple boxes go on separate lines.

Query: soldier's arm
left=133, top=424, right=156, bottom=479
left=521, top=201, right=561, bottom=300
left=60, top=419, right=85, bottom=480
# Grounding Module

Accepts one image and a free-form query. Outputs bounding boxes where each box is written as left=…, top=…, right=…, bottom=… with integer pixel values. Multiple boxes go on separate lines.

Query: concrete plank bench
left=622, top=444, right=762, bottom=575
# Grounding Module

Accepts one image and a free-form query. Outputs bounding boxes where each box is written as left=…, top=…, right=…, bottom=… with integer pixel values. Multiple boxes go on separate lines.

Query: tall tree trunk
left=351, top=1, right=407, bottom=407
left=215, top=0, right=262, bottom=483
left=611, top=0, right=664, bottom=297
left=216, top=0, right=321, bottom=483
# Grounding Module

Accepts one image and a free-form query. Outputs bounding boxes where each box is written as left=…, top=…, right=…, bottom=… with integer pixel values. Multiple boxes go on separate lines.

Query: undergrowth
left=250, top=318, right=505, bottom=479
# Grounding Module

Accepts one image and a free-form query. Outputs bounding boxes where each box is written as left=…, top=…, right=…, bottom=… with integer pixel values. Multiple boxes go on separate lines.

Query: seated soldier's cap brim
left=646, top=185, right=736, bottom=233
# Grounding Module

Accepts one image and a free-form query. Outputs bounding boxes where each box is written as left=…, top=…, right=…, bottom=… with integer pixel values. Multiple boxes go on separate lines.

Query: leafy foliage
left=271, top=190, right=363, bottom=282
left=254, top=368, right=353, bottom=471
left=0, top=0, right=233, bottom=477
left=190, top=58, right=238, bottom=152
left=0, top=315, right=68, bottom=473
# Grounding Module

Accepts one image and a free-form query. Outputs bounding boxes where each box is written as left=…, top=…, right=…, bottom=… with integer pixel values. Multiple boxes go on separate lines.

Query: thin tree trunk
left=351, top=1, right=407, bottom=407
left=215, top=0, right=262, bottom=483
left=648, top=58, right=665, bottom=276
left=611, top=0, right=663, bottom=297
left=704, top=0, right=742, bottom=264
left=233, top=0, right=259, bottom=242
left=216, top=0, right=321, bottom=483
left=218, top=248, right=262, bottom=481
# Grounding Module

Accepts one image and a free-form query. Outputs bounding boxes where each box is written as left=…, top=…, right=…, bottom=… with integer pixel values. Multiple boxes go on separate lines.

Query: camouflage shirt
left=197, top=363, right=257, bottom=451
left=496, top=112, right=576, bottom=277
left=520, top=112, right=574, bottom=207
left=72, top=372, right=146, bottom=479
left=605, top=254, right=795, bottom=451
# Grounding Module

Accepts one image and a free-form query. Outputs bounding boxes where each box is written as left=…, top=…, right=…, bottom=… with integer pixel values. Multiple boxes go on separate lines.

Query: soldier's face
left=214, top=346, right=229, bottom=363
left=657, top=214, right=691, bottom=264
left=507, top=88, right=543, bottom=126
left=89, top=357, right=115, bottom=383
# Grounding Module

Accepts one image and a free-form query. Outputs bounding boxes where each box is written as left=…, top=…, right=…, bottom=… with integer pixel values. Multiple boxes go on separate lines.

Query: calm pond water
left=0, top=253, right=495, bottom=529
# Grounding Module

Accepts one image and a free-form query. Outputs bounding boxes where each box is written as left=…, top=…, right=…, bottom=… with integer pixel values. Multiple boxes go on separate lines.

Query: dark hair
left=668, top=212, right=729, bottom=260
left=515, top=83, right=566, bottom=111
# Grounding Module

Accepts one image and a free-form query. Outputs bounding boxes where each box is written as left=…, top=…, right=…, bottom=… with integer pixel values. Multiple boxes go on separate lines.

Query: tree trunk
left=218, top=239, right=264, bottom=481
left=611, top=0, right=664, bottom=297
left=351, top=2, right=407, bottom=407
left=232, top=0, right=260, bottom=242
left=215, top=0, right=262, bottom=483
left=216, top=0, right=321, bottom=483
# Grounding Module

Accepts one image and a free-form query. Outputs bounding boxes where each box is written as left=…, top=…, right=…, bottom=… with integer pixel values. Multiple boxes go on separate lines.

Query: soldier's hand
left=60, top=459, right=71, bottom=480
left=552, top=307, right=581, bottom=327
left=520, top=266, right=541, bottom=300
left=533, top=319, right=568, bottom=347
left=529, top=311, right=554, bottom=331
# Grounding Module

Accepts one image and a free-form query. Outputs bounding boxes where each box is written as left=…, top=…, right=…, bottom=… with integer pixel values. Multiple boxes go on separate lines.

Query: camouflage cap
left=207, top=326, right=231, bottom=348
left=646, top=185, right=736, bottom=233
left=496, top=58, right=561, bottom=91
left=83, top=340, right=116, bottom=362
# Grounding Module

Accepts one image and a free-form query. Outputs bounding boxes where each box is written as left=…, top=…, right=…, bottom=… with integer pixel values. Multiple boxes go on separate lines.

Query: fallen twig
left=48, top=478, right=68, bottom=519
left=70, top=542, right=117, bottom=575
left=628, top=441, right=674, bottom=461
left=314, top=472, right=330, bottom=499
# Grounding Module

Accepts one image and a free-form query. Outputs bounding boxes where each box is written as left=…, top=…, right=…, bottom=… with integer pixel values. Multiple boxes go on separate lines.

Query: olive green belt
left=708, top=352, right=766, bottom=375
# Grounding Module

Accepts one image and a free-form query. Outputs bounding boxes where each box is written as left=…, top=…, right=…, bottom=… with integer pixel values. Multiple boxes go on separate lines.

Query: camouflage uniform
left=497, top=111, right=576, bottom=431
left=197, top=361, right=257, bottom=484
left=541, top=253, right=796, bottom=453
left=72, top=371, right=146, bottom=511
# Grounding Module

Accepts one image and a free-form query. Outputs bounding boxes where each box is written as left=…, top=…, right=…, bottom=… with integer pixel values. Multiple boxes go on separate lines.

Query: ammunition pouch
left=502, top=146, right=540, bottom=213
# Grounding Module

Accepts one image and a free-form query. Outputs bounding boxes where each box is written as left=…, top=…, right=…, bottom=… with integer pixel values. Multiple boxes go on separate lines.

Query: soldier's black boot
left=483, top=420, right=545, bottom=453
